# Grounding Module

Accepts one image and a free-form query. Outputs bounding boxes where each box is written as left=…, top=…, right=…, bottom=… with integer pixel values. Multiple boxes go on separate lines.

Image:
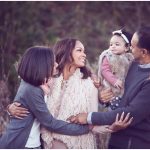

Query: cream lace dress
left=41, top=69, right=98, bottom=149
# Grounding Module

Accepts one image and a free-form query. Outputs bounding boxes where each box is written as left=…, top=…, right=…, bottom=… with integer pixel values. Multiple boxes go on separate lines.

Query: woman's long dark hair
left=53, top=38, right=91, bottom=79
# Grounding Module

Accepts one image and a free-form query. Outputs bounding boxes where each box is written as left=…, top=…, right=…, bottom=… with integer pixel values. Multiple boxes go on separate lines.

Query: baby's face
left=109, top=35, right=128, bottom=55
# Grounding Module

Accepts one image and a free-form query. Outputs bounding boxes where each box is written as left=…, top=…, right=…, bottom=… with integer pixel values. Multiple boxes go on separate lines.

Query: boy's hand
left=67, top=113, right=88, bottom=124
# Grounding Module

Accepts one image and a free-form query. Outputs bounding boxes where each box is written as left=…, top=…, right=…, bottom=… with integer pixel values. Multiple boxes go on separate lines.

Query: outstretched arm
left=25, top=87, right=90, bottom=136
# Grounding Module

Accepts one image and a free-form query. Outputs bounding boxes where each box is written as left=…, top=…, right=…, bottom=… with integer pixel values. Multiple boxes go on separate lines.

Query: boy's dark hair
left=18, top=46, right=54, bottom=86
left=53, top=38, right=91, bottom=79
left=136, top=26, right=150, bottom=53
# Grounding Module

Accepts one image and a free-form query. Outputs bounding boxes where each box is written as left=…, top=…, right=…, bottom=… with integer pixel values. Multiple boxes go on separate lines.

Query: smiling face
left=71, top=40, right=86, bottom=68
left=131, top=33, right=144, bottom=63
left=109, top=35, right=128, bottom=55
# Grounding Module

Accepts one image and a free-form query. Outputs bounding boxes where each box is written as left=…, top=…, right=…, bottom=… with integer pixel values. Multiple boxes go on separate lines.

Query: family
left=0, top=25, right=150, bottom=149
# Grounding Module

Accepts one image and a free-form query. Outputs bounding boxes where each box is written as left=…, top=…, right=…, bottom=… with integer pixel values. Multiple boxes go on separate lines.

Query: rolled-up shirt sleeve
left=87, top=112, right=93, bottom=124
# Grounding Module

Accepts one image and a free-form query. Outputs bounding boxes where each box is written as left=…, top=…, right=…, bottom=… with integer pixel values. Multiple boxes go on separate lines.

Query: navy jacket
left=91, top=61, right=150, bottom=148
left=0, top=80, right=89, bottom=148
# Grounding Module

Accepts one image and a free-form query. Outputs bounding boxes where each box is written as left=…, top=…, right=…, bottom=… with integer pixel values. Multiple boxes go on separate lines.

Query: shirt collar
left=139, top=63, right=150, bottom=68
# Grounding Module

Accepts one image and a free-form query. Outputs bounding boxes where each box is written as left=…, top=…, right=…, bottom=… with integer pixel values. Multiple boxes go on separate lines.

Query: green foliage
left=1, top=1, right=150, bottom=99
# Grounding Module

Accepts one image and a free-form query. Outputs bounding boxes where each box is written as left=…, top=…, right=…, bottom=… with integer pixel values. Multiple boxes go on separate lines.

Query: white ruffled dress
left=41, top=69, right=98, bottom=149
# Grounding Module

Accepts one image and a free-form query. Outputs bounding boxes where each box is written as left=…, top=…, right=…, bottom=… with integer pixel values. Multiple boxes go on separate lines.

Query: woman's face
left=109, top=35, right=128, bottom=54
left=71, top=40, right=86, bottom=68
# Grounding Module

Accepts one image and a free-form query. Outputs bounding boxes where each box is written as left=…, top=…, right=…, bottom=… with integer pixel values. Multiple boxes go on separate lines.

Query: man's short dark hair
left=136, top=26, right=150, bottom=53
left=18, top=46, right=54, bottom=86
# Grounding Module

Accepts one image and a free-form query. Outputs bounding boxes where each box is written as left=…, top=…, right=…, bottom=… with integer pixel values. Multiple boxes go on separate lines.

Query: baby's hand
left=114, top=79, right=123, bottom=89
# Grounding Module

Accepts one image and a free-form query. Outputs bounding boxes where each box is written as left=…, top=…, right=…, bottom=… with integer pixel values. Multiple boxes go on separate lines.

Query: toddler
left=98, top=29, right=134, bottom=109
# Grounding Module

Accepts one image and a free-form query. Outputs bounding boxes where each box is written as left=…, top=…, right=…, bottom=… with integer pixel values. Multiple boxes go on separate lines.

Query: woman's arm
left=7, top=102, right=29, bottom=119
left=8, top=87, right=116, bottom=122
left=25, top=87, right=90, bottom=136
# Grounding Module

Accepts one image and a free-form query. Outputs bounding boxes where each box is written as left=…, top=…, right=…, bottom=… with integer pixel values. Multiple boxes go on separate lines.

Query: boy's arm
left=26, top=87, right=89, bottom=136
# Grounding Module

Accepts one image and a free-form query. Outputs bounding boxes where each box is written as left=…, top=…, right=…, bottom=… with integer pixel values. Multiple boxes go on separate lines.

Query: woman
left=41, top=38, right=98, bottom=149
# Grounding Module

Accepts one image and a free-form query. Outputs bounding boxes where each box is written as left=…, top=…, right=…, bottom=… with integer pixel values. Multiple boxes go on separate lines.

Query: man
left=69, top=26, right=150, bottom=149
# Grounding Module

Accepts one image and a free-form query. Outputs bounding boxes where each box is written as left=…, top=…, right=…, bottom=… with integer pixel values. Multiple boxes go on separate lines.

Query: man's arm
left=26, top=87, right=89, bottom=136
left=91, top=81, right=150, bottom=125
left=68, top=81, right=150, bottom=126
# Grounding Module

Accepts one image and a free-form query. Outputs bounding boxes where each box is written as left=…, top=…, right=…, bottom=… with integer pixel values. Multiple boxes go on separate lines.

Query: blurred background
left=0, top=1, right=150, bottom=134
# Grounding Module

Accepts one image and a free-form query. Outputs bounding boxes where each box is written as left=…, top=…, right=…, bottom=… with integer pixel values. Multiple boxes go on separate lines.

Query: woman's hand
left=92, top=125, right=113, bottom=134
left=99, top=88, right=114, bottom=103
left=91, top=74, right=101, bottom=89
left=109, top=112, right=133, bottom=132
left=8, top=102, right=29, bottom=119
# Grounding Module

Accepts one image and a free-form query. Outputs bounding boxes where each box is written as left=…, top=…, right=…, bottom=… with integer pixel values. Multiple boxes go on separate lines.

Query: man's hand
left=8, top=102, right=29, bottom=119
left=114, top=79, right=123, bottom=89
left=99, top=88, right=114, bottom=103
left=67, top=113, right=88, bottom=124
left=109, top=112, right=133, bottom=132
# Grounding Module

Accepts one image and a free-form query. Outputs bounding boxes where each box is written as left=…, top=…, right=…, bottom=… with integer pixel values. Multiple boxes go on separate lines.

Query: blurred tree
left=0, top=80, right=10, bottom=135
left=0, top=1, right=150, bottom=100
left=1, top=0, right=150, bottom=144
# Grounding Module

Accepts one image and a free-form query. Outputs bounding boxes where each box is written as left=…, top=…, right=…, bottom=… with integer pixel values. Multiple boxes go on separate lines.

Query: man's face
left=131, top=33, right=143, bottom=63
